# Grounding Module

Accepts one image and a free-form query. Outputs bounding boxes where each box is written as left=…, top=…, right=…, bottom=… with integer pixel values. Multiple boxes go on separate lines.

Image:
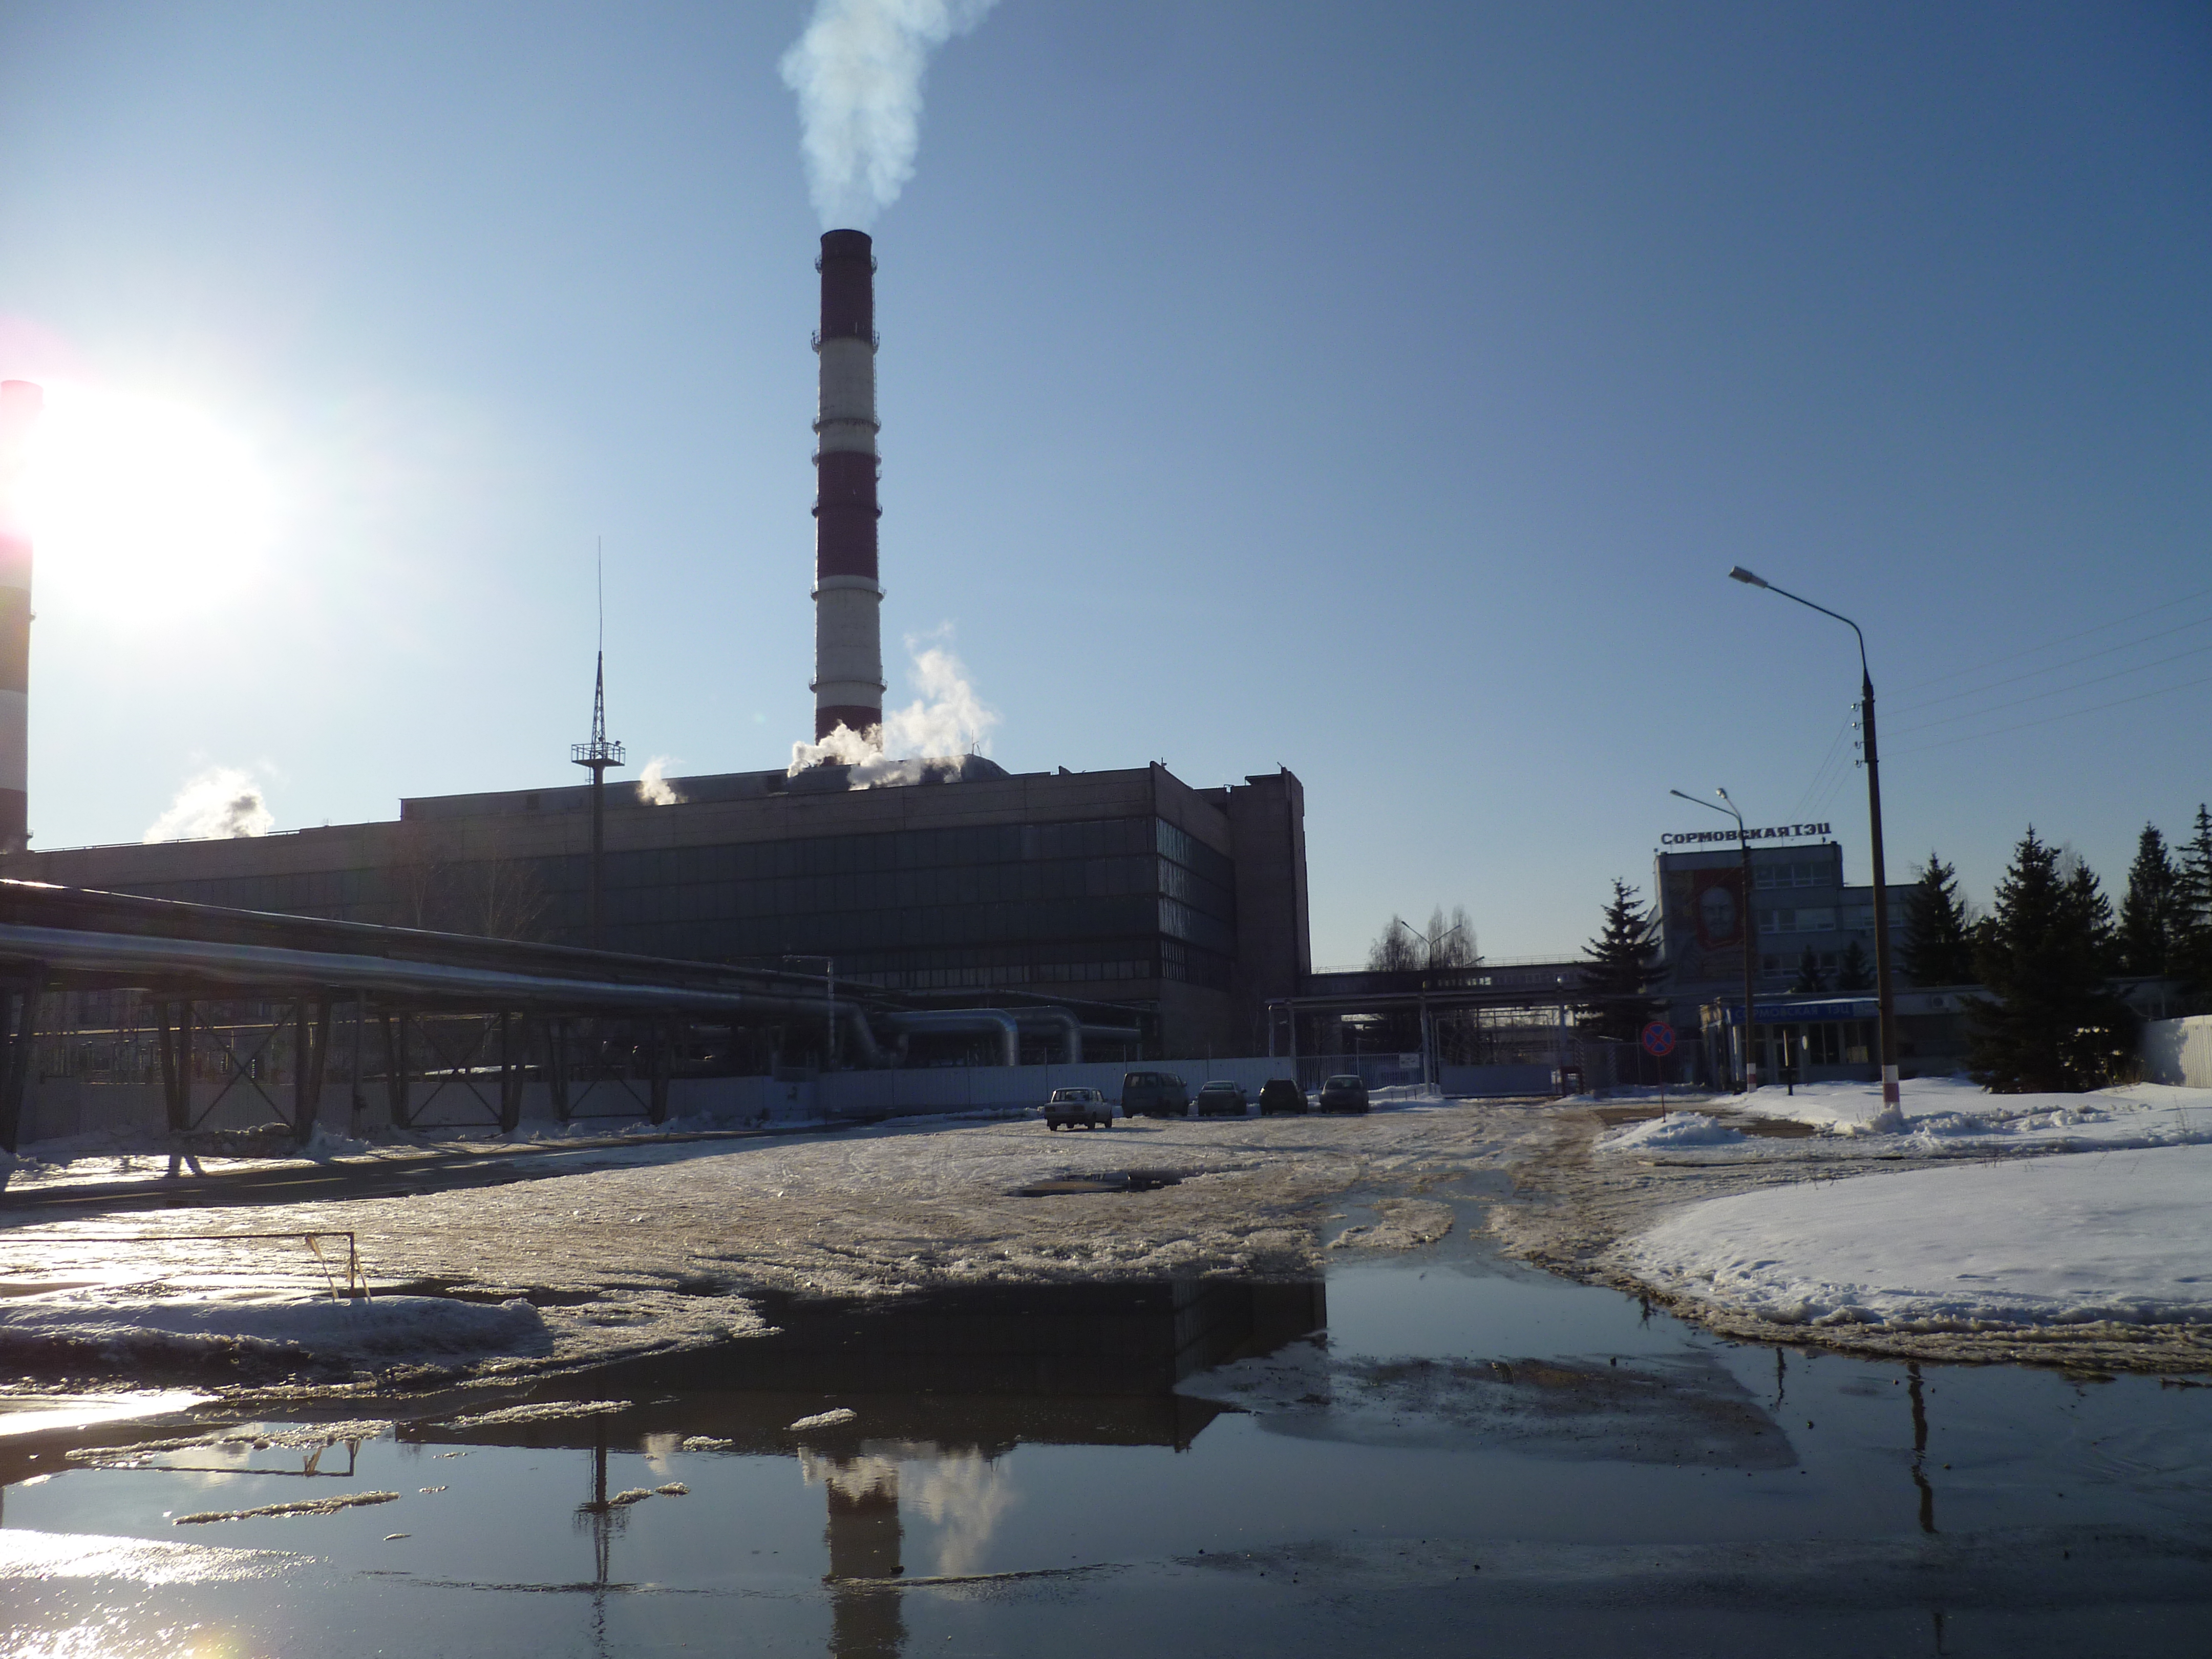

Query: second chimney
left=811, top=229, right=884, bottom=743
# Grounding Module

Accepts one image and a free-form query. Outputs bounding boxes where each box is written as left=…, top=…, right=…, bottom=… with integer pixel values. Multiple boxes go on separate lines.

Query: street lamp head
left=1727, top=566, right=1769, bottom=588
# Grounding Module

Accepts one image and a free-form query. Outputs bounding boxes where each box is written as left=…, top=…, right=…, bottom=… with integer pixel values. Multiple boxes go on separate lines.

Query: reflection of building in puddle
left=807, top=1451, right=904, bottom=1659
left=802, top=1441, right=1015, bottom=1580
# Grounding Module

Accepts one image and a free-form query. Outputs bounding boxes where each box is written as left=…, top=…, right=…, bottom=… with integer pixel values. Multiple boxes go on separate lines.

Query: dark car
left=1120, top=1070, right=1190, bottom=1119
left=1317, top=1074, right=1370, bottom=1115
left=1042, top=1087, right=1115, bottom=1131
left=1194, top=1080, right=1248, bottom=1117
left=1257, top=1078, right=1307, bottom=1116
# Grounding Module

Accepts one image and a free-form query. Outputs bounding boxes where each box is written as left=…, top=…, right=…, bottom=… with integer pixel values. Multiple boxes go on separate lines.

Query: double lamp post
left=1672, top=570, right=1901, bottom=1124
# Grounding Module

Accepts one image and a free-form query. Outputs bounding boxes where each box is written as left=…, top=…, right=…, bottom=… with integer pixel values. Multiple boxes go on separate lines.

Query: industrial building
left=19, top=760, right=1309, bottom=1059
left=1, top=228, right=1314, bottom=1071
left=1652, top=831, right=1927, bottom=1078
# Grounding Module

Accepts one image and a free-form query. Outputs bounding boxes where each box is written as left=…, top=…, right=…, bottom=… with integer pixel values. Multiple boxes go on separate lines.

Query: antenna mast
left=571, top=537, right=624, bottom=947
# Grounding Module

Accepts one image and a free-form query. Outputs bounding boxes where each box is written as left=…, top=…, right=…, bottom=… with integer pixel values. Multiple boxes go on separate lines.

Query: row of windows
left=1159, top=855, right=1235, bottom=923
left=1753, top=859, right=1839, bottom=890
left=144, top=819, right=1239, bottom=927
left=622, top=895, right=1162, bottom=959
left=1159, top=896, right=1235, bottom=958
left=1156, top=819, right=1235, bottom=891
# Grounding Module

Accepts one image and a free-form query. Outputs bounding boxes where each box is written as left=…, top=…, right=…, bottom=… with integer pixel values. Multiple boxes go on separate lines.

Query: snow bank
left=1725, top=1076, right=2212, bottom=1151
left=0, top=1291, right=548, bottom=1370
left=1612, top=1141, right=2212, bottom=1330
left=1596, top=1113, right=1746, bottom=1152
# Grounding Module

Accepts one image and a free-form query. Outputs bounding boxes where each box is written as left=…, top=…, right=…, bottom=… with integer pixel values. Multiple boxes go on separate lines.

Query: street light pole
left=1398, top=918, right=1473, bottom=1094
left=1671, top=788, right=1759, bottom=1092
left=1728, top=566, right=1901, bottom=1127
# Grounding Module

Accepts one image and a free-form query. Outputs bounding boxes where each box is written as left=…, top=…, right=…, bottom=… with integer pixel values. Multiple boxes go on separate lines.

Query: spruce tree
left=1900, top=853, right=1977, bottom=985
left=1966, top=828, right=2137, bottom=1092
left=1836, top=940, right=1874, bottom=991
left=1791, top=947, right=1826, bottom=994
left=2177, top=804, right=2212, bottom=995
left=1578, top=878, right=1665, bottom=1044
left=2117, top=824, right=2184, bottom=975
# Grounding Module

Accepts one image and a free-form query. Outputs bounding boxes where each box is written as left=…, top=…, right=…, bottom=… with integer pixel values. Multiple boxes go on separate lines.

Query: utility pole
left=1728, top=568, right=1900, bottom=1127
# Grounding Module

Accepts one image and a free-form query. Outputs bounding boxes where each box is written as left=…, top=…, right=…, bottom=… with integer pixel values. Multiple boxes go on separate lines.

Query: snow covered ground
left=1611, top=1141, right=2212, bottom=1332
left=1593, top=1077, right=2212, bottom=1157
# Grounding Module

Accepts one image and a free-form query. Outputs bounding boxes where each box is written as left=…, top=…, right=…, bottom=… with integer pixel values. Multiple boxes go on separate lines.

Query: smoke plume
left=779, top=0, right=998, bottom=229
left=636, top=757, right=687, bottom=806
left=144, top=768, right=273, bottom=842
left=788, top=637, right=998, bottom=786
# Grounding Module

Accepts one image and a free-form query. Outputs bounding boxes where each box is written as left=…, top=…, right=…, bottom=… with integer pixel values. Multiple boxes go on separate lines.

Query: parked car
left=1257, top=1078, right=1307, bottom=1116
left=1317, top=1074, right=1370, bottom=1115
left=1120, top=1071, right=1190, bottom=1119
left=1043, top=1087, right=1114, bottom=1131
left=1194, top=1080, right=1249, bottom=1117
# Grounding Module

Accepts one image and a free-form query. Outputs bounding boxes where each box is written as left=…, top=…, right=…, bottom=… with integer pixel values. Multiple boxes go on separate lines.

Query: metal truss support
left=498, top=1012, right=524, bottom=1135
left=292, top=998, right=331, bottom=1147
left=649, top=1017, right=670, bottom=1125
left=382, top=1012, right=412, bottom=1130
left=155, top=997, right=195, bottom=1138
left=547, top=1017, right=571, bottom=1123
left=0, top=967, right=42, bottom=1156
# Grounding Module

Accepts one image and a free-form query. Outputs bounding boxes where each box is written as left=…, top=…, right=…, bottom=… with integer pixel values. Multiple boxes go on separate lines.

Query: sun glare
left=14, top=382, right=278, bottom=622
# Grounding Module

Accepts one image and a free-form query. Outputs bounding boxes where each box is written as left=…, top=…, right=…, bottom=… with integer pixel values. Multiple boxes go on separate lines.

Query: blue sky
left=0, top=1, right=2205, bottom=964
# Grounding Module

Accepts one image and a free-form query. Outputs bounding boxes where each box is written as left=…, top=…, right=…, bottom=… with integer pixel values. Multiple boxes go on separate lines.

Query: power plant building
left=20, top=761, right=1310, bottom=1059
left=6, top=229, right=1315, bottom=1060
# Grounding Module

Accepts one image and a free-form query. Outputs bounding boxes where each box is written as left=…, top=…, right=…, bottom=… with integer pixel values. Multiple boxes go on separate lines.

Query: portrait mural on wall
left=1692, top=867, right=1745, bottom=951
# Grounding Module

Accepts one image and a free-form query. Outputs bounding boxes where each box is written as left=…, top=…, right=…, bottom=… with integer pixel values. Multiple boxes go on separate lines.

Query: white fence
left=2143, top=1015, right=2212, bottom=1089
left=15, top=1049, right=1574, bottom=1146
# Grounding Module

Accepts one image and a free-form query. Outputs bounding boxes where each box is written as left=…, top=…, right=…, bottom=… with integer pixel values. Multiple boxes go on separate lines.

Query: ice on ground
left=1611, top=1141, right=2212, bottom=1330
left=1595, top=1113, right=1746, bottom=1152
left=0, top=1290, right=547, bottom=1373
left=440, top=1399, right=630, bottom=1430
left=0, top=1109, right=1513, bottom=1385
left=1178, top=1339, right=1793, bottom=1466
left=0, top=1528, right=299, bottom=1584
left=175, top=1491, right=399, bottom=1525
left=1329, top=1198, right=1456, bottom=1249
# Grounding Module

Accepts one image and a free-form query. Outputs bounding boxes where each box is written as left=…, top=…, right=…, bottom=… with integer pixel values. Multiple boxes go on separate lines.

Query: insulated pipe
left=812, top=230, right=884, bottom=742
left=0, top=921, right=855, bottom=1020
left=841, top=1005, right=891, bottom=1067
left=882, top=1008, right=1019, bottom=1068
left=1010, top=1008, right=1088, bottom=1065
left=0, top=381, right=40, bottom=856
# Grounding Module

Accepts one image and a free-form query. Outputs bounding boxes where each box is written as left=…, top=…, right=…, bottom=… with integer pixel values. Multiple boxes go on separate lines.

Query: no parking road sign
left=1640, top=1020, right=1676, bottom=1058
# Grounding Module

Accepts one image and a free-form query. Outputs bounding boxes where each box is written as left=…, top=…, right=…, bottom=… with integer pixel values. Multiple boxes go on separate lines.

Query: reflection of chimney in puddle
left=1907, top=1361, right=1937, bottom=1535
left=817, top=1455, right=904, bottom=1658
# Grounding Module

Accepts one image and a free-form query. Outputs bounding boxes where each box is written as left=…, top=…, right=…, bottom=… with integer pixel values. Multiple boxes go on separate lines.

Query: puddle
left=1011, top=1169, right=1186, bottom=1197
left=3, top=1238, right=2210, bottom=1655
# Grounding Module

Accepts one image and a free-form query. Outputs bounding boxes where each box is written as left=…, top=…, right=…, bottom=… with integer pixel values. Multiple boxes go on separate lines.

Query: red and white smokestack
left=0, top=381, right=40, bottom=855
left=812, top=229, right=884, bottom=742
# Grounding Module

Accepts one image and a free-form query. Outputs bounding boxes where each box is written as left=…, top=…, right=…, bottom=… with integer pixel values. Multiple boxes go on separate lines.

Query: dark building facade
left=23, top=761, right=1309, bottom=1057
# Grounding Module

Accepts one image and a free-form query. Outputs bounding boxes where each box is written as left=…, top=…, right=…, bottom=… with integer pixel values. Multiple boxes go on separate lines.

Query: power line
left=1888, top=580, right=2212, bottom=697
left=1886, top=640, right=2212, bottom=738
left=1889, top=608, right=2212, bottom=716
left=1790, top=709, right=1856, bottom=822
left=1886, top=668, right=2212, bottom=758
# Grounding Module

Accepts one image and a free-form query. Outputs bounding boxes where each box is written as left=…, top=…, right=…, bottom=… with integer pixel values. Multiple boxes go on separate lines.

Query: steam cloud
left=144, top=767, right=273, bottom=842
left=636, top=757, right=687, bottom=806
left=789, top=637, right=998, bottom=787
left=779, top=0, right=999, bottom=228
